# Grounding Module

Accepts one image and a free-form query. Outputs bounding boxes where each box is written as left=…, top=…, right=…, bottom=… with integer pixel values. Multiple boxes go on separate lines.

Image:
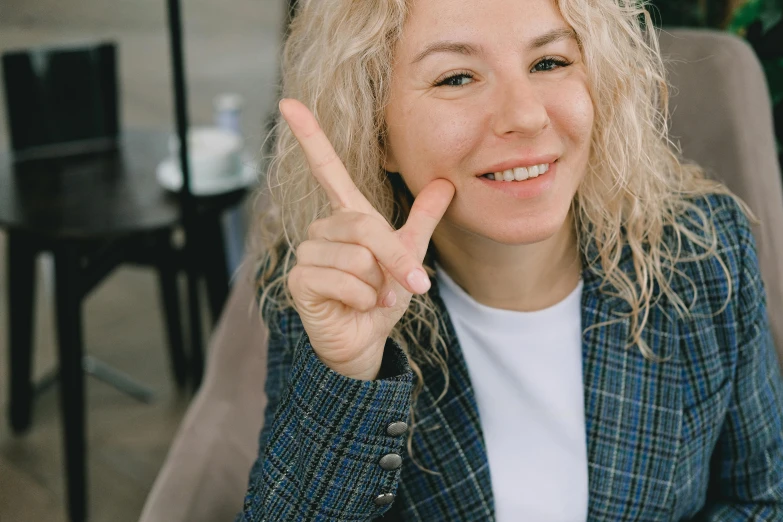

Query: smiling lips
left=483, top=162, right=551, bottom=181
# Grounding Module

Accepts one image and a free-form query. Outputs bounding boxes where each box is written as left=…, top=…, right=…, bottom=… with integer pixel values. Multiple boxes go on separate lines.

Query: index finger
left=279, top=98, right=375, bottom=214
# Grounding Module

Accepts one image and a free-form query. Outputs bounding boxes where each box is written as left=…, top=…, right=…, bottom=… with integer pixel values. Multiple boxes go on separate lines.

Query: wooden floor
left=0, top=1, right=283, bottom=520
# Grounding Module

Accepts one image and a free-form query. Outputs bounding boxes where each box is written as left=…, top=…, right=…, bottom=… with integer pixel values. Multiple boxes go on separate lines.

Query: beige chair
left=138, top=28, right=783, bottom=522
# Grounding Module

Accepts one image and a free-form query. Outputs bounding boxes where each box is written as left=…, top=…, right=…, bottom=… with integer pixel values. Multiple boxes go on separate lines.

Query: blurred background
left=0, top=1, right=283, bottom=521
left=651, top=0, right=782, bottom=162
left=0, top=0, right=779, bottom=521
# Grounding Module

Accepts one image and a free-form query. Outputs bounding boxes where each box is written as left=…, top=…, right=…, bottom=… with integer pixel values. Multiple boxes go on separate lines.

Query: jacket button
left=386, top=421, right=408, bottom=437
left=379, top=453, right=402, bottom=470
left=374, top=493, right=395, bottom=506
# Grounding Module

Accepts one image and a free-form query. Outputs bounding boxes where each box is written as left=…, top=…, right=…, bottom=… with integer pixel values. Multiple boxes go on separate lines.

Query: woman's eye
left=434, top=72, right=475, bottom=87
left=532, top=57, right=572, bottom=72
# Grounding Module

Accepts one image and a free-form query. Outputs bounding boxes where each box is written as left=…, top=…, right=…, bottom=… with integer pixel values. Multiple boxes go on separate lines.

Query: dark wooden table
left=0, top=128, right=246, bottom=238
left=0, top=127, right=248, bottom=522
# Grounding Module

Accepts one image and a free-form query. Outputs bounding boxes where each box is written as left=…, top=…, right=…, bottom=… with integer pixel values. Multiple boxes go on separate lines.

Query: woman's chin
left=444, top=218, right=565, bottom=247
left=444, top=203, right=571, bottom=246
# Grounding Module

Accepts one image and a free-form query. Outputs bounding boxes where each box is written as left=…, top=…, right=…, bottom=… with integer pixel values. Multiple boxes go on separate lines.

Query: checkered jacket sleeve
left=238, top=303, right=415, bottom=522
left=698, top=204, right=783, bottom=520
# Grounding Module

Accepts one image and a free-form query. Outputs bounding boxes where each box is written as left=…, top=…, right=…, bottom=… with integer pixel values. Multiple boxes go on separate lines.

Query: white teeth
left=489, top=163, right=549, bottom=181
left=513, top=167, right=529, bottom=181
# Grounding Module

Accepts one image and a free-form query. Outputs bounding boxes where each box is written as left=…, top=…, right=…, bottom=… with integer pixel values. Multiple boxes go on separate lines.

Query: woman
left=239, top=0, right=783, bottom=520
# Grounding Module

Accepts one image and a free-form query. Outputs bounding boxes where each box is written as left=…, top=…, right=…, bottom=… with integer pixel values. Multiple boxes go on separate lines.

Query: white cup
left=169, top=126, right=243, bottom=181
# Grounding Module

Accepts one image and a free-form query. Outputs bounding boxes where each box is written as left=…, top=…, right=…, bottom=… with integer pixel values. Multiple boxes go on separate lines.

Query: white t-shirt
left=435, top=264, right=588, bottom=522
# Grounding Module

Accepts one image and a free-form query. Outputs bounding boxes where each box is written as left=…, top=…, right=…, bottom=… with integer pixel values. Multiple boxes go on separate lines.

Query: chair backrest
left=1, top=41, right=119, bottom=160
left=660, top=28, right=783, bottom=367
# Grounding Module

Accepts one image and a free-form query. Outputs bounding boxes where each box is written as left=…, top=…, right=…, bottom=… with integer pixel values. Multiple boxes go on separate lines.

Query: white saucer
left=156, top=156, right=258, bottom=195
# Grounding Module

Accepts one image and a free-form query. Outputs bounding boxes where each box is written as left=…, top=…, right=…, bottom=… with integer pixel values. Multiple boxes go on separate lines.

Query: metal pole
left=165, top=0, right=205, bottom=388
left=165, top=0, right=191, bottom=199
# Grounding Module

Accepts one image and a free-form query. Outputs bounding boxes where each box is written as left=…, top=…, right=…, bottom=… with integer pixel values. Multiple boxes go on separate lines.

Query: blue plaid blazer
left=239, top=193, right=783, bottom=521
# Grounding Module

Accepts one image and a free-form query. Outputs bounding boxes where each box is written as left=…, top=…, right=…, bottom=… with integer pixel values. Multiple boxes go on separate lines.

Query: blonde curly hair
left=251, top=0, right=751, bottom=465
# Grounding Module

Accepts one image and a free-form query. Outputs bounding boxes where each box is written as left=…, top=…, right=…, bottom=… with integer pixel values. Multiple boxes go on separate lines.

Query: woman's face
left=385, top=0, right=594, bottom=246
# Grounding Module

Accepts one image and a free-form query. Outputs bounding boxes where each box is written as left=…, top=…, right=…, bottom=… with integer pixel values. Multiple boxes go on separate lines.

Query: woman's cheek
left=403, top=111, right=480, bottom=189
left=545, top=79, right=595, bottom=144
left=431, top=108, right=483, bottom=161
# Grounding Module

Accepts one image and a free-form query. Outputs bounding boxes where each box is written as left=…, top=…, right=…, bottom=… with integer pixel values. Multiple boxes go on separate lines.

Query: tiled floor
left=0, top=1, right=283, bottom=520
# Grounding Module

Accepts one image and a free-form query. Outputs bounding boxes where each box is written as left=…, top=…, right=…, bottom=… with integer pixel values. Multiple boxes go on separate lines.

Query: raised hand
left=280, top=98, right=455, bottom=381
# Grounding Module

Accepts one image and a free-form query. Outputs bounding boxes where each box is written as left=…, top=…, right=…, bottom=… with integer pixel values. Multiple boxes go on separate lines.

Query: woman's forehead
left=401, top=0, right=569, bottom=52
left=398, top=0, right=572, bottom=62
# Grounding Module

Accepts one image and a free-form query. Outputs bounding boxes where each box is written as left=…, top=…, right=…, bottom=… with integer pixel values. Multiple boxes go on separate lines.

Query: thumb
left=400, top=178, right=455, bottom=260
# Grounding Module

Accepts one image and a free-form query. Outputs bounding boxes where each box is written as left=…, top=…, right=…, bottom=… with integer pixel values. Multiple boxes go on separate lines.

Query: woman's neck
left=432, top=217, right=582, bottom=312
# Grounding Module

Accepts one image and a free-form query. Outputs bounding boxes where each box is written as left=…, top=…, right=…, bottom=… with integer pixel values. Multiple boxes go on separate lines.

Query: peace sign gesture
left=280, top=99, right=455, bottom=381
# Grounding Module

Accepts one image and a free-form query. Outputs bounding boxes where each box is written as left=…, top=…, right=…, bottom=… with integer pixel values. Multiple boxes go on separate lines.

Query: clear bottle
left=214, top=92, right=248, bottom=276
left=213, top=93, right=244, bottom=135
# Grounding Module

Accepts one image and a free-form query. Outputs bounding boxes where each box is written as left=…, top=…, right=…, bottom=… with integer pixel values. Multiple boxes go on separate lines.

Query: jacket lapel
left=580, top=243, right=683, bottom=520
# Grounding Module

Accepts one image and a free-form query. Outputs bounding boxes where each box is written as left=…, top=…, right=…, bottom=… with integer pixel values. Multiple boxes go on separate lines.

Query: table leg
left=156, top=234, right=188, bottom=390
left=202, top=214, right=230, bottom=324
left=186, top=258, right=204, bottom=390
left=54, top=245, right=88, bottom=522
left=7, top=231, right=37, bottom=434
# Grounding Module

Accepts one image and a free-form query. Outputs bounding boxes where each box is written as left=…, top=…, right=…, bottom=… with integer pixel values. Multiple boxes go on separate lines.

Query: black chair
left=0, top=41, right=241, bottom=522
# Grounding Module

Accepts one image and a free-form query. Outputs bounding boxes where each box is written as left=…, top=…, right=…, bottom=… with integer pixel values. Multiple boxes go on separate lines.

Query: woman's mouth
left=481, top=162, right=551, bottom=182
left=476, top=160, right=557, bottom=199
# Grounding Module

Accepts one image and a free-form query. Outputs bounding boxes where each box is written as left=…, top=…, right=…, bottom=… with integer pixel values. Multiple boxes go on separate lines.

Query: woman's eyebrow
left=411, top=27, right=578, bottom=65
left=411, top=41, right=483, bottom=65
left=529, top=27, right=578, bottom=50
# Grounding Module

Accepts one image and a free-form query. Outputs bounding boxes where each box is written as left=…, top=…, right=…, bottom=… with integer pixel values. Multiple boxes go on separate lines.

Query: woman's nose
left=491, top=76, right=550, bottom=138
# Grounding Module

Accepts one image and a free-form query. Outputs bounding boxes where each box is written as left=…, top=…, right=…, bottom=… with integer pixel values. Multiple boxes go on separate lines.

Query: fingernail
left=406, top=269, right=431, bottom=294
left=383, top=290, right=397, bottom=308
